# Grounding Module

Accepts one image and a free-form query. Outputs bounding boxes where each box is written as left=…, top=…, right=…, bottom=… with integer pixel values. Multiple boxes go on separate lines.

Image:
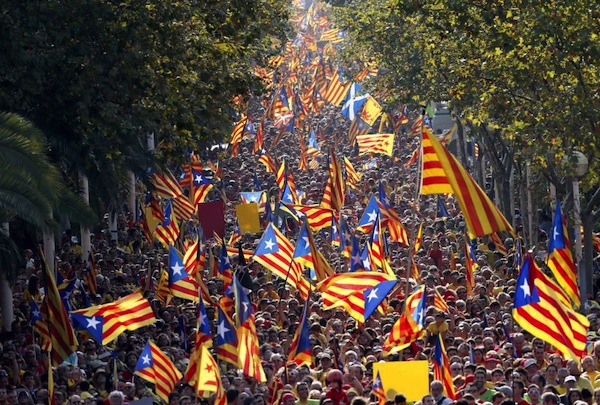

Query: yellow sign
left=372, top=361, right=429, bottom=402
left=235, top=203, right=261, bottom=234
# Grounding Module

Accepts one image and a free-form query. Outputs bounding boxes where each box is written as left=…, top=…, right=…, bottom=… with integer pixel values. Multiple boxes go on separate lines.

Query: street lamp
left=569, top=151, right=589, bottom=308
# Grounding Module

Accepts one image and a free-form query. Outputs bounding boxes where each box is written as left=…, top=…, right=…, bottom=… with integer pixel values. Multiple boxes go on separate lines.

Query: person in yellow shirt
left=426, top=312, right=449, bottom=345
left=259, top=282, right=280, bottom=300
left=581, top=356, right=600, bottom=386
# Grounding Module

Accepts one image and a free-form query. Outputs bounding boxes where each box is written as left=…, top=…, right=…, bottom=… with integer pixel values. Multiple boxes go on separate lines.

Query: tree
left=0, top=0, right=291, bottom=214
left=331, top=0, right=599, bottom=216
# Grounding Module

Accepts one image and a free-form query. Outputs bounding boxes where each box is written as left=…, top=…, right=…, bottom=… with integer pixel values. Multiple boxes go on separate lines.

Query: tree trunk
left=79, top=171, right=91, bottom=261
left=582, top=213, right=595, bottom=309
left=128, top=171, right=137, bottom=217
left=0, top=222, right=12, bottom=332
left=454, top=112, right=468, bottom=169
left=109, top=212, right=119, bottom=241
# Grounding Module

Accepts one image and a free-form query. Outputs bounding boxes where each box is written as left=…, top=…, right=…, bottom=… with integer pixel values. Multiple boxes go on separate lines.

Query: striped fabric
left=318, top=272, right=396, bottom=321
left=134, top=340, right=182, bottom=403
left=149, top=170, right=184, bottom=199
left=71, top=291, right=156, bottom=345
left=357, top=133, right=395, bottom=156
left=258, top=152, right=278, bottom=174
left=287, top=204, right=334, bottom=231
left=433, top=335, right=458, bottom=400
left=40, top=253, right=78, bottom=366
left=154, top=200, right=180, bottom=248
left=421, top=127, right=513, bottom=239
left=252, top=224, right=311, bottom=300
left=513, top=255, right=588, bottom=360
left=382, top=286, right=426, bottom=355
left=323, top=70, right=350, bottom=106
left=233, top=277, right=266, bottom=382
left=547, top=201, right=580, bottom=308
left=172, top=194, right=195, bottom=221
left=321, top=150, right=345, bottom=212
left=372, top=371, right=387, bottom=405
left=252, top=120, right=264, bottom=154
left=216, top=305, right=238, bottom=366
left=84, top=252, right=97, bottom=295
left=288, top=299, right=313, bottom=367
left=344, top=157, right=362, bottom=189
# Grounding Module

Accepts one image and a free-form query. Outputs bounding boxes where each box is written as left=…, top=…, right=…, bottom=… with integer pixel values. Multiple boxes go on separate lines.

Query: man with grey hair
left=108, top=391, right=124, bottom=405
left=430, top=381, right=452, bottom=405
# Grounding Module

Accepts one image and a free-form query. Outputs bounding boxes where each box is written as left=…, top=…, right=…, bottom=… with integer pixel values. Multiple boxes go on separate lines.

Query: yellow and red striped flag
left=287, top=204, right=334, bottom=231
left=258, top=152, right=278, bottom=173
left=149, top=170, right=184, bottom=199
left=71, top=291, right=156, bottom=345
left=372, top=371, right=387, bottom=405
left=344, top=157, right=361, bottom=189
left=420, top=127, right=513, bottom=239
left=323, top=69, right=350, bottom=106
left=318, top=272, right=396, bottom=322
left=252, top=120, right=264, bottom=154
left=154, top=200, right=180, bottom=248
left=40, top=252, right=78, bottom=366
left=134, top=340, right=183, bottom=403
left=357, top=133, right=395, bottom=157
left=382, top=286, right=426, bottom=355
left=321, top=149, right=345, bottom=212
left=433, top=334, right=458, bottom=400
left=414, top=222, right=423, bottom=253
left=547, top=201, right=580, bottom=308
left=513, top=255, right=588, bottom=360
left=233, top=277, right=266, bottom=382
left=252, top=224, right=311, bottom=300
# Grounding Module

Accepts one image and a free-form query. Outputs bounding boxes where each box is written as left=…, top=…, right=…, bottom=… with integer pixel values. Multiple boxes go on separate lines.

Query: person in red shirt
left=325, top=370, right=349, bottom=405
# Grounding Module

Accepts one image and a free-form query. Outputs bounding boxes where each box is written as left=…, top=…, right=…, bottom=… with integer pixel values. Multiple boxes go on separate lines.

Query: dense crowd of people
left=3, top=2, right=600, bottom=405
left=2, top=101, right=600, bottom=405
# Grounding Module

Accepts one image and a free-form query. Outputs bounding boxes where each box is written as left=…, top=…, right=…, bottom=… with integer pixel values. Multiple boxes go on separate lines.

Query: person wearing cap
left=281, top=393, right=297, bottom=405
left=560, top=376, right=579, bottom=402
left=524, top=359, right=540, bottom=381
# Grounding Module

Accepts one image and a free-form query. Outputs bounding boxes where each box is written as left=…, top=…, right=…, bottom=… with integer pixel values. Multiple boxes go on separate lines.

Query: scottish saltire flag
left=341, top=83, right=368, bottom=121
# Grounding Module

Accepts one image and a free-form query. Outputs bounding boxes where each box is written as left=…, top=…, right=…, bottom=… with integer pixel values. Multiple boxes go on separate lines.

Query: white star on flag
left=302, top=236, right=310, bottom=249
left=366, top=288, right=379, bottom=302
left=171, top=262, right=184, bottom=276
left=367, top=210, right=378, bottom=223
left=86, top=316, right=101, bottom=330
left=142, top=354, right=151, bottom=365
left=521, top=278, right=531, bottom=298
left=264, top=238, right=275, bottom=250
left=217, top=320, right=230, bottom=339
